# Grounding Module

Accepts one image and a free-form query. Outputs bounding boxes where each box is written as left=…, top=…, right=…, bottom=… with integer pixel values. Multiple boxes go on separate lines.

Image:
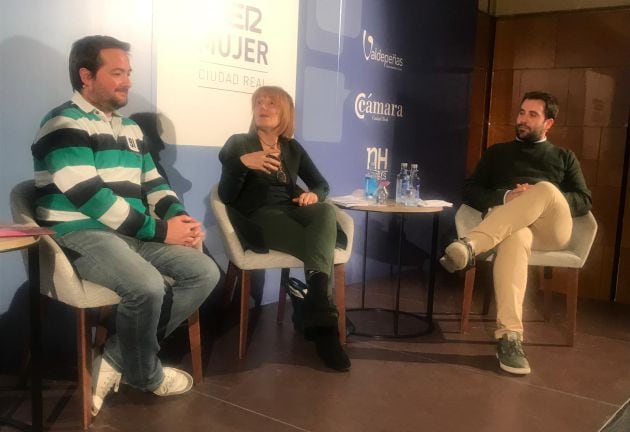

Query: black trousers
left=250, top=202, right=338, bottom=328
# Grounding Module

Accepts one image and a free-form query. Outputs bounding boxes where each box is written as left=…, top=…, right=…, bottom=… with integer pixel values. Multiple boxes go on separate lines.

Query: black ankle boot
left=312, top=326, right=351, bottom=372
left=303, top=271, right=338, bottom=330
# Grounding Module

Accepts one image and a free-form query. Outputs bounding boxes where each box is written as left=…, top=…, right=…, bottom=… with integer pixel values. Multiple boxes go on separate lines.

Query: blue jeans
left=56, top=230, right=220, bottom=391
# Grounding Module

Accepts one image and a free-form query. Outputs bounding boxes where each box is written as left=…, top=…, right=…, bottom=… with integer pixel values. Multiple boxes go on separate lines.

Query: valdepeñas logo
left=354, top=92, right=404, bottom=122
left=362, top=30, right=403, bottom=71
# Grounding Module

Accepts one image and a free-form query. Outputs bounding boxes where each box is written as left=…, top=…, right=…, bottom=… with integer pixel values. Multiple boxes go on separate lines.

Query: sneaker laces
left=92, top=358, right=121, bottom=416
left=101, top=372, right=121, bottom=396
left=501, top=336, right=526, bottom=357
left=152, top=367, right=193, bottom=396
left=158, top=372, right=178, bottom=394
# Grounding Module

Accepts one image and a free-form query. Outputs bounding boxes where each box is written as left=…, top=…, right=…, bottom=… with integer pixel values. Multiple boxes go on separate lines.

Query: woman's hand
left=292, top=191, right=319, bottom=207
left=240, top=151, right=281, bottom=174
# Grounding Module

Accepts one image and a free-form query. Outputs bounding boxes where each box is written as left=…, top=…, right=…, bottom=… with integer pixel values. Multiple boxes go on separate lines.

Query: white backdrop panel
left=155, top=0, right=299, bottom=147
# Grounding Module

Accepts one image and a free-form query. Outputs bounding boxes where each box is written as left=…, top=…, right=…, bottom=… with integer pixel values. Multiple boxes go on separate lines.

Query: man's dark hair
left=521, top=91, right=559, bottom=120
left=69, top=35, right=130, bottom=91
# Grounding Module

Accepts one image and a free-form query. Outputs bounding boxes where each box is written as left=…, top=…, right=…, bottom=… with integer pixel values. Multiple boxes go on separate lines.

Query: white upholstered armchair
left=454, top=203, right=597, bottom=346
left=209, top=185, right=354, bottom=359
left=11, top=180, right=203, bottom=430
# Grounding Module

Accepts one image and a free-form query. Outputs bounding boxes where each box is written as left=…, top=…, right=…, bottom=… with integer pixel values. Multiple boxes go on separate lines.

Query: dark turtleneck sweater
left=463, top=139, right=592, bottom=217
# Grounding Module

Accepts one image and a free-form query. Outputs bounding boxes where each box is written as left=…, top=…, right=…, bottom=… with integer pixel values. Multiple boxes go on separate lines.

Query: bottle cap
left=411, top=163, right=418, bottom=169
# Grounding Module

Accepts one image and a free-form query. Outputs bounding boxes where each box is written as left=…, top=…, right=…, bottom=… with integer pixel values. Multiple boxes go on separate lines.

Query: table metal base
left=347, top=307, right=434, bottom=339
left=349, top=209, right=440, bottom=338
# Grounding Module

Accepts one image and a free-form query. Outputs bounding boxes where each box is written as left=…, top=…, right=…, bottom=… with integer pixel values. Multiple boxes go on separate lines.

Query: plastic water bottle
left=407, top=163, right=421, bottom=206
left=395, top=163, right=409, bottom=204
left=364, top=161, right=378, bottom=199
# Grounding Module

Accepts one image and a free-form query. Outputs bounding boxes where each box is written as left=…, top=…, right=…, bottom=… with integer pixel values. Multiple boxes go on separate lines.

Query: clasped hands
left=239, top=150, right=318, bottom=207
left=505, top=183, right=533, bottom=203
left=165, top=215, right=205, bottom=247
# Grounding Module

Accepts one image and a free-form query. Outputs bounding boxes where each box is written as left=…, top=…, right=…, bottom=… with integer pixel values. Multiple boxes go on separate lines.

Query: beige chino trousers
left=466, top=181, right=573, bottom=340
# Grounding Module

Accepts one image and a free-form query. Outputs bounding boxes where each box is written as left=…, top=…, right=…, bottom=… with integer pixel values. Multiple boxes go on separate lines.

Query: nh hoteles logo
left=354, top=92, right=404, bottom=122
left=362, top=30, right=404, bottom=71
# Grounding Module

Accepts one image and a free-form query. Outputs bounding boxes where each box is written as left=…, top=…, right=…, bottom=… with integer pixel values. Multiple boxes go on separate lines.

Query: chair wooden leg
left=76, top=309, right=91, bottom=430
left=239, top=269, right=251, bottom=359
left=542, top=267, right=553, bottom=322
left=277, top=268, right=290, bottom=323
left=223, top=262, right=239, bottom=307
left=187, top=309, right=203, bottom=384
left=566, top=269, right=579, bottom=347
left=460, top=266, right=476, bottom=333
left=94, top=306, right=112, bottom=348
left=334, top=264, right=346, bottom=345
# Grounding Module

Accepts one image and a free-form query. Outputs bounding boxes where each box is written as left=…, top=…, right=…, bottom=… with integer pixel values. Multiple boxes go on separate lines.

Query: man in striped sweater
left=32, top=35, right=220, bottom=416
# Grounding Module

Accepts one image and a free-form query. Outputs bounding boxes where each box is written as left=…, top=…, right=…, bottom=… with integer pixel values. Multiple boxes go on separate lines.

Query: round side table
left=1, top=235, right=43, bottom=432
left=336, top=200, right=444, bottom=338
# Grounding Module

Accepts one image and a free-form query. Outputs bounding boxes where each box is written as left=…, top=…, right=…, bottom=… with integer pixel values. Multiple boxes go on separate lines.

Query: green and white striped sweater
left=31, top=93, right=186, bottom=241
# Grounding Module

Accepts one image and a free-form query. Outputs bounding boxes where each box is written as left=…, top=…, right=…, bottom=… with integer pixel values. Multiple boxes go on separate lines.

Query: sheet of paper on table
left=0, top=225, right=55, bottom=237
left=329, top=195, right=373, bottom=207
left=417, top=199, right=453, bottom=208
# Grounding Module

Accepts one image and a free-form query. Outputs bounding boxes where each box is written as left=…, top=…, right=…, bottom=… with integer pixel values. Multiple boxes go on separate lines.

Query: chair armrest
left=38, top=234, right=87, bottom=300
left=455, top=204, right=483, bottom=238
left=331, top=202, right=354, bottom=253
left=9, top=180, right=86, bottom=299
left=567, top=211, right=598, bottom=267
left=210, top=185, right=246, bottom=265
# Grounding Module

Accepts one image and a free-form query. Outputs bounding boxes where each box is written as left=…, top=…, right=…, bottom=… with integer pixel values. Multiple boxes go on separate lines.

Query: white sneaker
left=152, top=367, right=193, bottom=396
left=91, top=356, right=122, bottom=416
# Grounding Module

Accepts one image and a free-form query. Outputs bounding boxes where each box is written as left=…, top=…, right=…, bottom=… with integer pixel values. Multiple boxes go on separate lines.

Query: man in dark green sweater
left=440, top=91, right=592, bottom=375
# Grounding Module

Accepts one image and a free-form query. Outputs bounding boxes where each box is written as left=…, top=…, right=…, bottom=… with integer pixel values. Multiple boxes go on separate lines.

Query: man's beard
left=106, top=95, right=128, bottom=111
left=515, top=124, right=544, bottom=143
left=93, top=86, right=128, bottom=112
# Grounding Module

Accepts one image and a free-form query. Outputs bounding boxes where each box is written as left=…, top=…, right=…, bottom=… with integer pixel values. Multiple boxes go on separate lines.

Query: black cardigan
left=218, top=133, right=345, bottom=252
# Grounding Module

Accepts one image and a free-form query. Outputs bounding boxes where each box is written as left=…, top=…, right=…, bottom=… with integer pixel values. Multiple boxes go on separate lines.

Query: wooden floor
left=1, top=270, right=629, bottom=432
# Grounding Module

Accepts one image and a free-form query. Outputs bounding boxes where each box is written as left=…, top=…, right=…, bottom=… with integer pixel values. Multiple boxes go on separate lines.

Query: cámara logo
left=354, top=92, right=404, bottom=122
left=362, top=30, right=404, bottom=71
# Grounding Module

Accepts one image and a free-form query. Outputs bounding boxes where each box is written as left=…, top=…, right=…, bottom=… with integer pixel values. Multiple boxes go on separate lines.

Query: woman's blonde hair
left=249, top=86, right=295, bottom=139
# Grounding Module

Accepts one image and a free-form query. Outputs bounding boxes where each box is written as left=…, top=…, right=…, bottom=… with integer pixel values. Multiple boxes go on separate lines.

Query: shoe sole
left=326, top=362, right=351, bottom=372
left=155, top=385, right=192, bottom=396
left=439, top=256, right=459, bottom=273
left=496, top=354, right=531, bottom=375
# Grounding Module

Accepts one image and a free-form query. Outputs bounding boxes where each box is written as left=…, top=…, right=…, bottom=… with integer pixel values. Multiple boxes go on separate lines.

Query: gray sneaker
left=439, top=238, right=475, bottom=273
left=496, top=332, right=531, bottom=375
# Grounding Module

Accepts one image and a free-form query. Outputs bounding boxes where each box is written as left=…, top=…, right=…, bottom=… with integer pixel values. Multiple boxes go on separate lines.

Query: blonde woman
left=218, top=86, right=350, bottom=371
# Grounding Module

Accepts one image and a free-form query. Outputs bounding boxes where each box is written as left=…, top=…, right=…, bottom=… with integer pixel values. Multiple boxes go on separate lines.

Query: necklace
left=260, top=137, right=279, bottom=151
